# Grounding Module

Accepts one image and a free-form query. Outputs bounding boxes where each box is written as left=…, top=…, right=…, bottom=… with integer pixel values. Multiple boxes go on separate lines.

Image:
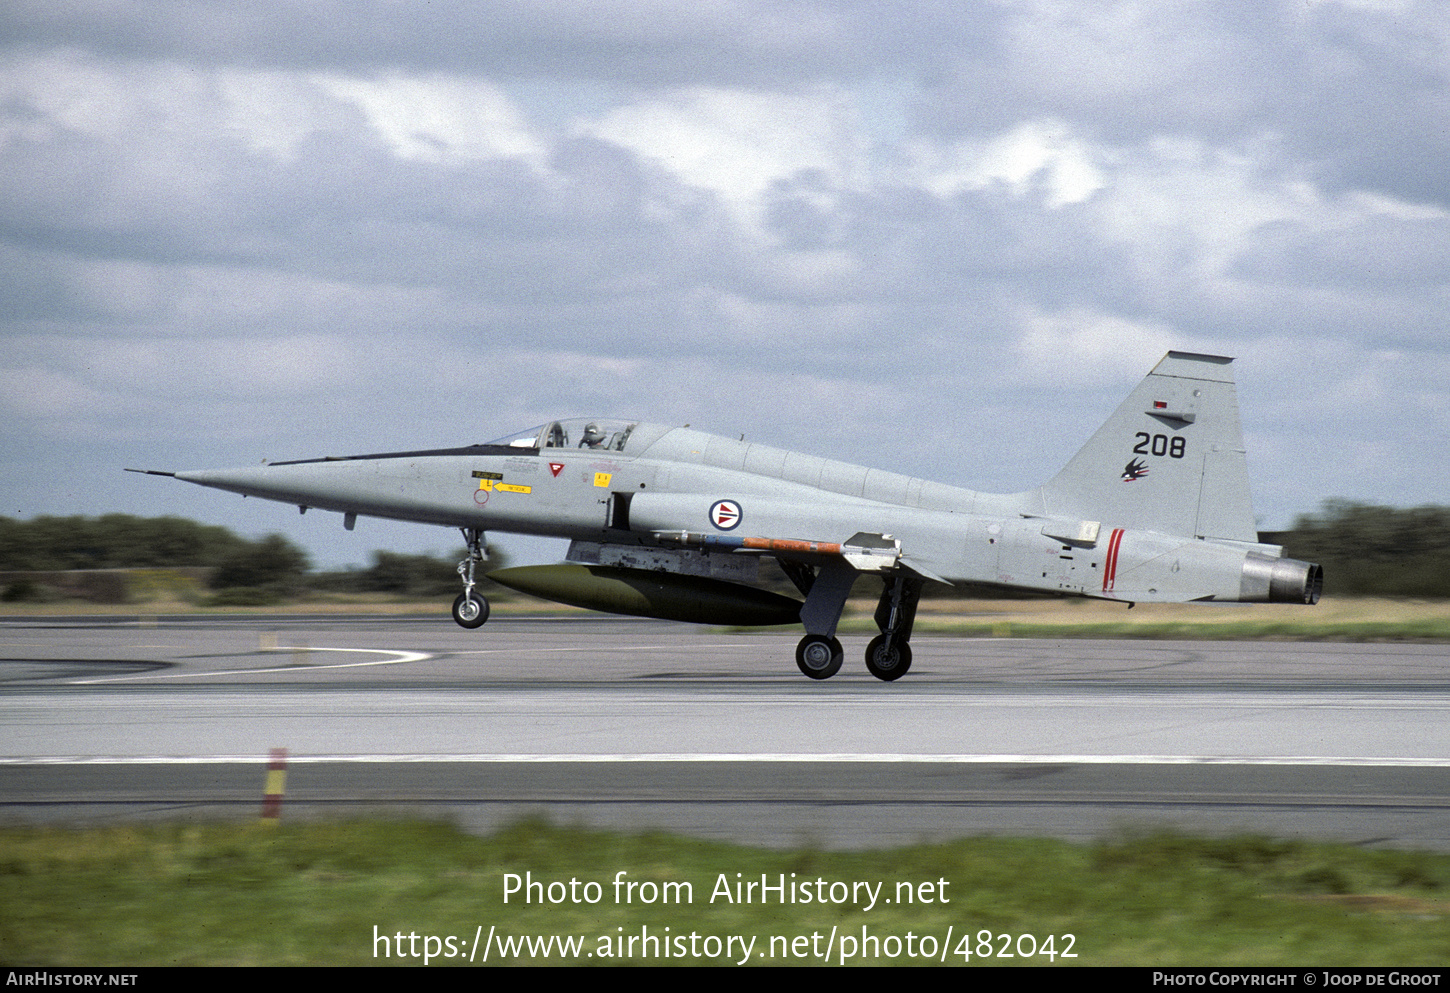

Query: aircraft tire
left=796, top=634, right=843, bottom=680
left=452, top=592, right=490, bottom=629
left=865, top=634, right=911, bottom=681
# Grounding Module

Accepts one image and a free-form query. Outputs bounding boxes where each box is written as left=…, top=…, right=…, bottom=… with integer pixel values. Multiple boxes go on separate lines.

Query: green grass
left=834, top=616, right=1450, bottom=641
left=829, top=596, right=1450, bottom=642
left=2, top=819, right=1448, bottom=966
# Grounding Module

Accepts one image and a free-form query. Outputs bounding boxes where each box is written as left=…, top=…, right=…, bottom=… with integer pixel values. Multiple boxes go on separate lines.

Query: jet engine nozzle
left=1241, top=554, right=1323, bottom=605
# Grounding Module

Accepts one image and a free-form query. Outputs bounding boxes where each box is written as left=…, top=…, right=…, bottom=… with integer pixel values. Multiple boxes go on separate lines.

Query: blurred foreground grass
left=2, top=819, right=1448, bottom=966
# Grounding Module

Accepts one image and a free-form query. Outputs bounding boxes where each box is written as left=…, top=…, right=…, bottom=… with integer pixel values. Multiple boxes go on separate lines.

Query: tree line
left=1269, top=499, right=1450, bottom=599
left=0, top=514, right=499, bottom=603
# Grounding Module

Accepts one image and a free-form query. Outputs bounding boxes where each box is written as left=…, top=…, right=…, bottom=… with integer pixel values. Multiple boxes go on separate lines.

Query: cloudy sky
left=2, top=1, right=1446, bottom=569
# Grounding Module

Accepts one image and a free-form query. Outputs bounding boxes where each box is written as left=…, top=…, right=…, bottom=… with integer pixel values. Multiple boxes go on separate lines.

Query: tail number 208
left=1133, top=432, right=1185, bottom=458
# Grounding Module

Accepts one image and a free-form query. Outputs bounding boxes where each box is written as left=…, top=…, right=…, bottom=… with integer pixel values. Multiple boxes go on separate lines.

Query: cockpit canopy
left=487, top=418, right=639, bottom=453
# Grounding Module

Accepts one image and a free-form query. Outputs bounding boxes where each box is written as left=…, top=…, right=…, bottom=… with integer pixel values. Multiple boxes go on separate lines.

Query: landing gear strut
left=793, top=559, right=856, bottom=680
left=865, top=573, right=922, bottom=681
left=453, top=527, right=490, bottom=629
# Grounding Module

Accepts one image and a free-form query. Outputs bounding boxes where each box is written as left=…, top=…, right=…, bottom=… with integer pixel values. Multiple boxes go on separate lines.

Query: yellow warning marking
left=497, top=482, right=531, bottom=494
left=594, top=472, right=612, bottom=488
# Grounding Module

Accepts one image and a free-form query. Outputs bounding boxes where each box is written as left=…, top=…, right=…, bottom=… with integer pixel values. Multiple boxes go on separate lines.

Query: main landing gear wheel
left=452, top=591, right=489, bottom=629
left=865, top=634, right=912, bottom=681
left=796, top=634, right=843, bottom=680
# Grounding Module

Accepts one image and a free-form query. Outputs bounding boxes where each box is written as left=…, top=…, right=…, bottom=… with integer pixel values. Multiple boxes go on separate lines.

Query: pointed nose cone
left=165, top=459, right=471, bottom=528
left=175, top=466, right=289, bottom=499
left=173, top=464, right=352, bottom=511
left=151, top=440, right=523, bottom=524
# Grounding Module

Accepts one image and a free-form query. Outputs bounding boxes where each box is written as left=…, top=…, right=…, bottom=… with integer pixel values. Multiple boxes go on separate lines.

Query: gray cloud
left=1, top=1, right=1445, bottom=567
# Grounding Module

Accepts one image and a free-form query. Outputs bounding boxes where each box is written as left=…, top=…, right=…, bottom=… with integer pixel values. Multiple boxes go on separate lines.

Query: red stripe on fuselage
left=1103, top=527, right=1125, bottom=593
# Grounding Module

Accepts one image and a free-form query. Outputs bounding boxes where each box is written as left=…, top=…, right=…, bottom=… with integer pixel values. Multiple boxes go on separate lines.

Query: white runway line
left=7, top=754, right=1450, bottom=767
left=67, top=647, right=433, bottom=683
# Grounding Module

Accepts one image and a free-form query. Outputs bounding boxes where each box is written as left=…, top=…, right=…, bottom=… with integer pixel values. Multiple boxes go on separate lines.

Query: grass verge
left=2, top=819, right=1448, bottom=966
left=831, top=596, right=1450, bottom=642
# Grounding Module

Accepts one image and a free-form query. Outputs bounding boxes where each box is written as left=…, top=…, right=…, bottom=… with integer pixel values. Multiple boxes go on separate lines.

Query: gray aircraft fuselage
left=136, top=352, right=1322, bottom=681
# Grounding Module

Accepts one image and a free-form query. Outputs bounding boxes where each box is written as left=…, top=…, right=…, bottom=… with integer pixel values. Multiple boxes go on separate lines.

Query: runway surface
left=3, top=613, right=1449, bottom=849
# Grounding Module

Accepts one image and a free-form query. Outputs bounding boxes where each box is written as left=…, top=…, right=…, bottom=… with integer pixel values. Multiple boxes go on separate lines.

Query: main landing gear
left=796, top=634, right=843, bottom=679
left=791, top=565, right=923, bottom=682
left=452, top=527, right=490, bottom=629
left=863, top=572, right=921, bottom=682
left=864, top=633, right=911, bottom=681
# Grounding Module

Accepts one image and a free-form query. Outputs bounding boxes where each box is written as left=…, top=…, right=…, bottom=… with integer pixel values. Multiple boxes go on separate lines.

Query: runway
left=3, top=614, right=1449, bottom=848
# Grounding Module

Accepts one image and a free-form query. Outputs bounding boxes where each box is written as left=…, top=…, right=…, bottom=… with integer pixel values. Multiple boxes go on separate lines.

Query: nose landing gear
left=453, top=527, right=491, bottom=629
left=453, top=590, right=489, bottom=628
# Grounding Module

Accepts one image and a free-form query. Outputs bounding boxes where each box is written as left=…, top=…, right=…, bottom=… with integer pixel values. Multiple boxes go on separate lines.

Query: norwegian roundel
left=709, top=499, right=742, bottom=531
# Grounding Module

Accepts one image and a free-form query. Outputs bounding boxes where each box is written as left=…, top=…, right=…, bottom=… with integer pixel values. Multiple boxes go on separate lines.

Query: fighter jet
left=131, top=351, right=1321, bottom=681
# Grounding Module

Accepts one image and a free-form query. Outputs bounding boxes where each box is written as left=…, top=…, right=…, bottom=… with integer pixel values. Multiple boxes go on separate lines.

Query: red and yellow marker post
left=260, top=747, right=287, bottom=823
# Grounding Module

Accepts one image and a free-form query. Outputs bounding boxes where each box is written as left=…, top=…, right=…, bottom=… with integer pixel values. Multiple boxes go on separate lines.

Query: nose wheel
left=796, top=634, right=843, bottom=679
left=453, top=527, right=491, bottom=629
left=453, top=591, right=489, bottom=628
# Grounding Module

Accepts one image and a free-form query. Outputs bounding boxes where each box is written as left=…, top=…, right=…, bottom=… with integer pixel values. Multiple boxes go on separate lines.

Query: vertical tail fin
left=1039, top=351, right=1257, bottom=542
